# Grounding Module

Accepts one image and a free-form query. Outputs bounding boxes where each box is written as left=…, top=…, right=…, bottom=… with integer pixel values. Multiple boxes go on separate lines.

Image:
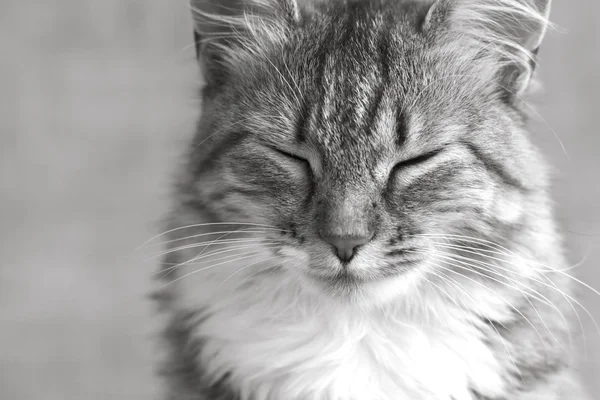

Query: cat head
left=175, top=0, right=554, bottom=304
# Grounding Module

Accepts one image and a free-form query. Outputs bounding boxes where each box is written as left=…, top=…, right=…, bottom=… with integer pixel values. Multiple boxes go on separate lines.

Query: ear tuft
left=190, top=0, right=299, bottom=85
left=426, top=0, right=552, bottom=97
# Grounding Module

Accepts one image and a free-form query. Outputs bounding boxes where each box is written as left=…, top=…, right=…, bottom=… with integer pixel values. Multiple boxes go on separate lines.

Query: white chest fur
left=176, top=269, right=509, bottom=400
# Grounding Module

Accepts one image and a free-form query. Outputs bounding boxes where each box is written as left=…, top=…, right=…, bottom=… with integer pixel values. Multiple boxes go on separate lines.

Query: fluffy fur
left=153, top=0, right=590, bottom=399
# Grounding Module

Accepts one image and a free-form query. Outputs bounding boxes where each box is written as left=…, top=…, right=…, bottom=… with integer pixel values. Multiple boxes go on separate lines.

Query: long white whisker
left=428, top=250, right=567, bottom=350
left=427, top=245, right=567, bottom=307
left=149, top=228, right=288, bottom=248
left=160, top=243, right=279, bottom=267
left=411, top=279, right=428, bottom=325
left=147, top=238, right=282, bottom=261
left=156, top=243, right=281, bottom=278
left=418, top=233, right=594, bottom=274
left=425, top=238, right=585, bottom=273
left=212, top=257, right=281, bottom=298
left=422, top=239, right=547, bottom=272
left=159, top=253, right=267, bottom=289
left=415, top=253, right=551, bottom=356
left=183, top=225, right=280, bottom=264
left=430, top=268, right=521, bottom=377
left=157, top=250, right=266, bottom=280
left=138, top=222, right=283, bottom=249
left=424, top=240, right=598, bottom=340
left=230, top=263, right=281, bottom=295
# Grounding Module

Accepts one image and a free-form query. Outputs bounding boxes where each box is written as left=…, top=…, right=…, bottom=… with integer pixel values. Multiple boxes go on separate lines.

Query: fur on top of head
left=191, top=0, right=551, bottom=95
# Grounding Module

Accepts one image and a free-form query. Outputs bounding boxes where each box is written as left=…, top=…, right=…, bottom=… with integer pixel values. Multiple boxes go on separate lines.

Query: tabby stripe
left=396, top=109, right=409, bottom=147
left=193, top=130, right=247, bottom=177
left=462, top=142, right=525, bottom=190
left=365, top=21, right=392, bottom=137
left=312, top=17, right=336, bottom=129
left=337, top=7, right=361, bottom=131
left=295, top=99, right=311, bottom=143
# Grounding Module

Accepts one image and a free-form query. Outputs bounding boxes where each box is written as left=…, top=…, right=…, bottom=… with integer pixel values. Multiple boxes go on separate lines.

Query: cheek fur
left=211, top=152, right=313, bottom=221
left=227, top=152, right=311, bottom=197
left=491, top=188, right=524, bottom=225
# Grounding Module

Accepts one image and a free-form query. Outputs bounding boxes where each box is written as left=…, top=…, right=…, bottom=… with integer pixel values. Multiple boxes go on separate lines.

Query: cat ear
left=425, top=0, right=552, bottom=97
left=190, top=0, right=299, bottom=84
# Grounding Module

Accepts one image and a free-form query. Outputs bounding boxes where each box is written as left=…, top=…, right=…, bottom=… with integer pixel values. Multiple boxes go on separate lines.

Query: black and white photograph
left=1, top=1, right=599, bottom=399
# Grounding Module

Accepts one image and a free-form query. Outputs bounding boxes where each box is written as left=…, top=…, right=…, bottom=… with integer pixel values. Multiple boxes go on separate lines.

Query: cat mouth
left=299, top=258, right=424, bottom=298
left=305, top=258, right=419, bottom=282
left=303, top=268, right=388, bottom=290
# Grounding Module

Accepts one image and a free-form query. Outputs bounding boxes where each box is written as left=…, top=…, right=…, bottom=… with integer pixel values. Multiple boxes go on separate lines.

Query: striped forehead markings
left=292, top=4, right=415, bottom=154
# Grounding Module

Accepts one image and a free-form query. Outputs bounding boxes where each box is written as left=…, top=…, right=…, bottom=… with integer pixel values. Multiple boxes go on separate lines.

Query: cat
left=153, top=0, right=591, bottom=399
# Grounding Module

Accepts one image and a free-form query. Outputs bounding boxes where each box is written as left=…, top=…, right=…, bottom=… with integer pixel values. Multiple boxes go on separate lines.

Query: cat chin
left=297, top=266, right=426, bottom=309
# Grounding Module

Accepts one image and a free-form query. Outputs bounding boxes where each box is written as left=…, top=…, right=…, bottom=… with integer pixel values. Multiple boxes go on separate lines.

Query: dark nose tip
left=320, top=235, right=370, bottom=262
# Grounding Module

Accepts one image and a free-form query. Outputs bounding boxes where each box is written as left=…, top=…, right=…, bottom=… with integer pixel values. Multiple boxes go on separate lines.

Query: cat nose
left=320, top=235, right=370, bottom=262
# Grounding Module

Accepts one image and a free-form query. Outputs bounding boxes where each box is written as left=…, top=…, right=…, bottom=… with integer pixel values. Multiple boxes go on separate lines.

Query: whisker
left=156, top=250, right=265, bottom=280
left=419, top=277, right=442, bottom=323
left=148, top=227, right=288, bottom=248
left=427, top=244, right=568, bottom=305
left=428, top=250, right=568, bottom=350
left=410, top=251, right=552, bottom=356
left=160, top=242, right=279, bottom=267
left=180, top=225, right=282, bottom=264
left=421, top=238, right=551, bottom=272
left=430, top=268, right=521, bottom=377
left=429, top=239, right=587, bottom=273
left=411, top=279, right=428, bottom=325
left=158, top=253, right=268, bottom=289
left=415, top=233, right=523, bottom=256
left=424, top=240, right=599, bottom=341
left=432, top=270, right=513, bottom=332
left=180, top=228, right=264, bottom=264
left=551, top=269, right=600, bottom=298
left=138, top=222, right=283, bottom=249
left=416, top=233, right=585, bottom=272
left=230, top=263, right=281, bottom=295
left=212, top=257, right=281, bottom=298
left=155, top=243, right=281, bottom=278
left=147, top=238, right=283, bottom=262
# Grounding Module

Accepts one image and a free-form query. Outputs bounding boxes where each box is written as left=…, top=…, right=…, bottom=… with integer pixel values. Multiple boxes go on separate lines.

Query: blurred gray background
left=0, top=1, right=598, bottom=399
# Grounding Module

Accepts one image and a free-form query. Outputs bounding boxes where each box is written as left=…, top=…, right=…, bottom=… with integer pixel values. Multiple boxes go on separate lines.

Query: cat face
left=179, top=0, right=551, bottom=302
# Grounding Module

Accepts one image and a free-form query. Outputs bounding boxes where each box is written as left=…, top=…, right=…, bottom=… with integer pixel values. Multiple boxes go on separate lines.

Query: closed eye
left=269, top=146, right=314, bottom=183
left=392, top=148, right=442, bottom=171
left=269, top=146, right=310, bottom=165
